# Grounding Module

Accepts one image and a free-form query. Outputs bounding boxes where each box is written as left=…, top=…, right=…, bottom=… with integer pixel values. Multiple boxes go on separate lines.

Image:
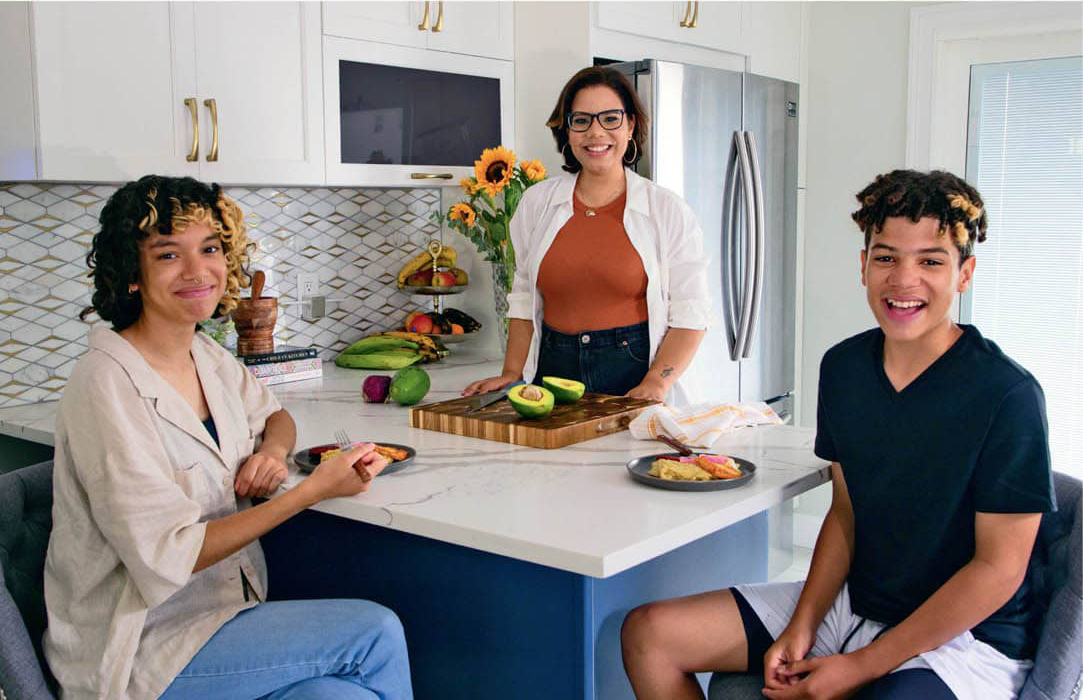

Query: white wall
left=794, top=1, right=928, bottom=532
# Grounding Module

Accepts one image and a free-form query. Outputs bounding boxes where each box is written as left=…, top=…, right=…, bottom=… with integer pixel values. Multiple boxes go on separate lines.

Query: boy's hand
left=763, top=626, right=814, bottom=690
left=762, top=652, right=872, bottom=700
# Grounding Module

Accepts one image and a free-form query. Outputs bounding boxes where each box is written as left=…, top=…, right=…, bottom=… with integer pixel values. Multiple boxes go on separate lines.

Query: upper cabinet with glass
left=323, top=2, right=513, bottom=61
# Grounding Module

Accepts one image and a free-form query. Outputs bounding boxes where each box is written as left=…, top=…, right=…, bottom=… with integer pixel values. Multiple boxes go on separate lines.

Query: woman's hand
left=235, top=451, right=289, bottom=498
left=626, top=377, right=667, bottom=402
left=463, top=372, right=521, bottom=396
left=305, top=443, right=388, bottom=501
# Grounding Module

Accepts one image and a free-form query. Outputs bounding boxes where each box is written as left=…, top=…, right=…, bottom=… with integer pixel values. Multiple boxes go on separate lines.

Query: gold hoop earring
left=623, top=139, right=639, bottom=165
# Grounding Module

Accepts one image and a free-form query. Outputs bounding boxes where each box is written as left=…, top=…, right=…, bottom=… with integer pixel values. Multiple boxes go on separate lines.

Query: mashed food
left=648, top=455, right=743, bottom=481
left=648, top=459, right=714, bottom=481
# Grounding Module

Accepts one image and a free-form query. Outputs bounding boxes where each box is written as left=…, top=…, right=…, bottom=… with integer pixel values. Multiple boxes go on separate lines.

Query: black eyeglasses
left=566, top=109, right=626, bottom=132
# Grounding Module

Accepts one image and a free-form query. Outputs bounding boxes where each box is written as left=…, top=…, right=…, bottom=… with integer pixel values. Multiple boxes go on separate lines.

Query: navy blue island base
left=261, top=508, right=768, bottom=700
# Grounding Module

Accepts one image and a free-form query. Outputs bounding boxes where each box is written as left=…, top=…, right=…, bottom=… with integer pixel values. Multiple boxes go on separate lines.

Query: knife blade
left=465, top=380, right=525, bottom=413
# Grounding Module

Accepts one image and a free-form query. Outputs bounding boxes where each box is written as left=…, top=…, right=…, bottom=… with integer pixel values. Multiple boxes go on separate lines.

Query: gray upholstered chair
left=0, top=460, right=56, bottom=700
left=709, top=471, right=1082, bottom=700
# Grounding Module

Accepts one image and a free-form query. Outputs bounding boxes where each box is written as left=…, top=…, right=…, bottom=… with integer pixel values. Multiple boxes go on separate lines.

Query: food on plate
left=507, top=383, right=555, bottom=418
left=362, top=375, right=392, bottom=403
left=405, top=269, right=434, bottom=287
left=389, top=366, right=431, bottom=405
left=450, top=323, right=464, bottom=334
left=648, top=459, right=713, bottom=481
left=452, top=268, right=469, bottom=285
left=428, top=311, right=453, bottom=335
left=315, top=444, right=408, bottom=464
left=407, top=313, right=435, bottom=334
left=648, top=454, right=743, bottom=481
left=443, top=308, right=481, bottom=332
left=431, top=270, right=458, bottom=287
left=541, top=376, right=586, bottom=404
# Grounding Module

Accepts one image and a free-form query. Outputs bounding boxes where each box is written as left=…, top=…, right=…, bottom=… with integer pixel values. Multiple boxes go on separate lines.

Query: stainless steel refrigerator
left=614, top=59, right=799, bottom=420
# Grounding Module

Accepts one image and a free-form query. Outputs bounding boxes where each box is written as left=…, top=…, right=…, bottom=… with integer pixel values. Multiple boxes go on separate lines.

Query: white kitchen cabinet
left=190, top=3, right=324, bottom=184
left=323, top=2, right=513, bottom=61
left=595, top=1, right=743, bottom=55
left=22, top=2, right=322, bottom=185
left=742, top=1, right=806, bottom=84
left=31, top=2, right=198, bottom=182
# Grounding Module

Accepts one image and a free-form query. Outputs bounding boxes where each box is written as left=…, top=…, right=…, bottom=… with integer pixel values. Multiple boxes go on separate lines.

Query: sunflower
left=460, top=178, right=480, bottom=195
left=521, top=159, right=547, bottom=182
left=449, top=202, right=477, bottom=228
left=474, top=146, right=516, bottom=197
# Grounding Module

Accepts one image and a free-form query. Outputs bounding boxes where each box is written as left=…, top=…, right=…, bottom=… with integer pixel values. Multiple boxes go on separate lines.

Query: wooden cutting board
left=410, top=392, right=659, bottom=449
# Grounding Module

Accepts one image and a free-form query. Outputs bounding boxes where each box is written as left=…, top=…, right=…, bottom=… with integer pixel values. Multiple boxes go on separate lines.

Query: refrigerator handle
left=742, top=130, right=767, bottom=359
left=734, top=130, right=756, bottom=360
left=723, top=133, right=741, bottom=360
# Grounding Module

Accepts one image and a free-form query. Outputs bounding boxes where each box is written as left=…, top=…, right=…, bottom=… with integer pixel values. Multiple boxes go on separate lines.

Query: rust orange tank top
left=536, top=191, right=648, bottom=333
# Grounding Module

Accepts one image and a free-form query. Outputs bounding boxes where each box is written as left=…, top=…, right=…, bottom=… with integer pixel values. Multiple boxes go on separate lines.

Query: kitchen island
left=0, top=353, right=829, bottom=700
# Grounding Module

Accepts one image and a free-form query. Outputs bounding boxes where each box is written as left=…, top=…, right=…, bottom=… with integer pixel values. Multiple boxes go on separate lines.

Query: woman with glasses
left=463, top=66, right=709, bottom=405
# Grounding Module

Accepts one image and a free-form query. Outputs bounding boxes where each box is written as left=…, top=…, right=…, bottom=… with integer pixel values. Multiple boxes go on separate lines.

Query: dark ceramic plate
left=626, top=453, right=756, bottom=492
left=293, top=443, right=416, bottom=476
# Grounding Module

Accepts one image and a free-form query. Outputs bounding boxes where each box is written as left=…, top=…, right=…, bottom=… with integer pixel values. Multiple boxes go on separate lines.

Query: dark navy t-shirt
left=814, top=324, right=1055, bottom=660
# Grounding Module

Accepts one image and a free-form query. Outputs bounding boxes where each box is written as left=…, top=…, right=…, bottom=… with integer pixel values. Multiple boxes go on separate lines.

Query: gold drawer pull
left=184, top=97, right=199, bottom=161
left=680, top=1, right=692, bottom=27
left=417, top=1, right=430, bottom=30
left=689, top=1, right=699, bottom=28
left=433, top=1, right=444, bottom=32
left=204, top=98, right=219, bottom=162
left=410, top=173, right=454, bottom=179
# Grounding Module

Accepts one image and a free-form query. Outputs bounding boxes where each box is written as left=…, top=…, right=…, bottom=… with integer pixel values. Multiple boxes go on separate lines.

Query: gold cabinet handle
left=184, top=97, right=199, bottom=161
left=680, top=1, right=692, bottom=27
left=203, top=98, right=219, bottom=162
left=689, top=1, right=699, bottom=28
left=417, top=1, right=430, bottom=30
left=433, top=1, right=443, bottom=32
left=410, top=172, right=453, bottom=179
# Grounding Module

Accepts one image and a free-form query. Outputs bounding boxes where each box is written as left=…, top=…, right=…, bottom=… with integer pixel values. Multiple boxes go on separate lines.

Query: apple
left=408, top=314, right=434, bottom=334
left=405, top=269, right=433, bottom=286
left=431, top=270, right=457, bottom=287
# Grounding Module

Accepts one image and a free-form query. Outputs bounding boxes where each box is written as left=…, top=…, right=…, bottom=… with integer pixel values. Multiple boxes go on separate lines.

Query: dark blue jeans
left=534, top=321, right=650, bottom=396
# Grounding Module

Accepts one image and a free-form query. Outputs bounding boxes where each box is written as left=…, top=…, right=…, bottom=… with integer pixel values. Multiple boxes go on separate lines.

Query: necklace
left=576, top=180, right=625, bottom=218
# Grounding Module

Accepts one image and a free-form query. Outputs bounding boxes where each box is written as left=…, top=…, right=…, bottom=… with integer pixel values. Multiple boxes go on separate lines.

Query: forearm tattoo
left=659, top=366, right=674, bottom=378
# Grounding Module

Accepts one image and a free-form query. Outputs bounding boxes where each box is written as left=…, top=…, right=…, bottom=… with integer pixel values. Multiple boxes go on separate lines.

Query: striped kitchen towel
left=629, top=402, right=782, bottom=448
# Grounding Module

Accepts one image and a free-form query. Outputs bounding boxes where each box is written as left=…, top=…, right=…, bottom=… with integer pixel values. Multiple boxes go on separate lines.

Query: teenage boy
left=621, top=169, right=1055, bottom=700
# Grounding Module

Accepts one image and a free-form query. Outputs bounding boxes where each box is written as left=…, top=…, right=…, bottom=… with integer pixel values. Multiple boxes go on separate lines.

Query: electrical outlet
left=296, top=273, right=319, bottom=303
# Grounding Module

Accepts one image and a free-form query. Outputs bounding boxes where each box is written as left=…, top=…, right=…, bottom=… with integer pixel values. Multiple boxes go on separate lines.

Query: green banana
left=334, top=352, right=423, bottom=370
left=340, top=335, right=419, bottom=355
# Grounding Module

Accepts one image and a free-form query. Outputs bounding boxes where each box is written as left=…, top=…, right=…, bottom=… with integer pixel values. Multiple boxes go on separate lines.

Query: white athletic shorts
left=734, top=581, right=1032, bottom=700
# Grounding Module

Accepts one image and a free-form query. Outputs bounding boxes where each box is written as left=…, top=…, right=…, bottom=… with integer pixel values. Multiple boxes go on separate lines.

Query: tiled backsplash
left=0, top=182, right=454, bottom=408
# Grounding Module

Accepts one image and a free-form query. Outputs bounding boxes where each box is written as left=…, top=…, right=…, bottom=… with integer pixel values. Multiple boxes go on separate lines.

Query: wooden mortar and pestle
left=232, top=270, right=277, bottom=356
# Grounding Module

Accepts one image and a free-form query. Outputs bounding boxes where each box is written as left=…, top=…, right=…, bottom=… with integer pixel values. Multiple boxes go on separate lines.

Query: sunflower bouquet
left=435, top=146, right=547, bottom=335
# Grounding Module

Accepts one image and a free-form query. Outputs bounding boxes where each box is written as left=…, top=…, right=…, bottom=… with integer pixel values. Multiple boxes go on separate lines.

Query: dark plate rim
left=293, top=442, right=416, bottom=476
left=625, top=453, right=756, bottom=491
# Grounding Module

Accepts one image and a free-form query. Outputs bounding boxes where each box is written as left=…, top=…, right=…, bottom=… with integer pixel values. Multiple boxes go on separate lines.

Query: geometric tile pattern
left=0, top=181, right=442, bottom=408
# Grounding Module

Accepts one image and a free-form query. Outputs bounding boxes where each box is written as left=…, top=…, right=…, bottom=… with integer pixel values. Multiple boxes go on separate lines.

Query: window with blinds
left=963, top=55, right=1083, bottom=479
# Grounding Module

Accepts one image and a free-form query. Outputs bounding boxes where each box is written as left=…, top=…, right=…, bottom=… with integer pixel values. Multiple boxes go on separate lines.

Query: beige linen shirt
left=44, top=327, right=282, bottom=699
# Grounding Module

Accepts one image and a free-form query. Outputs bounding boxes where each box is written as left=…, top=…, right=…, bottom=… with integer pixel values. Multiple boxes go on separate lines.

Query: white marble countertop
left=0, top=353, right=830, bottom=578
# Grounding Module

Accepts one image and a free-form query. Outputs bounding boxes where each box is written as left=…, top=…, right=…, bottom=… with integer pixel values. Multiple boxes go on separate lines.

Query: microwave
left=323, top=36, right=515, bottom=186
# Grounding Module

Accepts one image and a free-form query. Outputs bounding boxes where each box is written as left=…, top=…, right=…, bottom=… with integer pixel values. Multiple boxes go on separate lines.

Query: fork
left=334, top=429, right=353, bottom=449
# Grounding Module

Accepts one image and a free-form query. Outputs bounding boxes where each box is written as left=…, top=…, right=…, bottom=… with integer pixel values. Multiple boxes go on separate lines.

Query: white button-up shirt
left=44, top=328, right=281, bottom=699
left=507, top=168, right=712, bottom=406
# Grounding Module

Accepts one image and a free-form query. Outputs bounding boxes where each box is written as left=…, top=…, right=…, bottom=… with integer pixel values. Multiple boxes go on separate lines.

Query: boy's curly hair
left=852, top=169, right=988, bottom=263
left=80, top=175, right=253, bottom=331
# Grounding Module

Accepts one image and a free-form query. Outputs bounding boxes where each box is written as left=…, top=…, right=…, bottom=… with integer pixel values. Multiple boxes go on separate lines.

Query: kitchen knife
left=465, top=380, right=525, bottom=414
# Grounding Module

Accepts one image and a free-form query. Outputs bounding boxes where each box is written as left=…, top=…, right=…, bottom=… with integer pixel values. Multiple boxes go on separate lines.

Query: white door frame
left=906, top=1, right=1083, bottom=173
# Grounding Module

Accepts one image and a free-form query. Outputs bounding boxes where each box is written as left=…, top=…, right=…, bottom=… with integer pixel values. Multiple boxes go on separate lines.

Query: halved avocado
left=541, top=376, right=585, bottom=404
left=507, top=384, right=555, bottom=418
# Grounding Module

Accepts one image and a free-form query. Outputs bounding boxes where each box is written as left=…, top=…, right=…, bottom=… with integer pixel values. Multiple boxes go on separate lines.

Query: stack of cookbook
left=242, top=346, right=322, bottom=386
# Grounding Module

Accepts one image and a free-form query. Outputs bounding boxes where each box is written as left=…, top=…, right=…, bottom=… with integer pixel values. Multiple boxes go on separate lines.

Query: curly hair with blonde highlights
left=851, top=169, right=988, bottom=264
left=80, top=175, right=254, bottom=330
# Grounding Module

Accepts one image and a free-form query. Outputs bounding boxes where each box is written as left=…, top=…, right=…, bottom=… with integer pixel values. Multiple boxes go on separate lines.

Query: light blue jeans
left=159, top=599, right=413, bottom=700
